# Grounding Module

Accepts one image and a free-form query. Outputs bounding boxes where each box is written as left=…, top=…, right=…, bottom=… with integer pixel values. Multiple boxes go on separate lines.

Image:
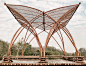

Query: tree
left=45, top=51, right=53, bottom=55
left=24, top=43, right=32, bottom=56
left=79, top=48, right=85, bottom=53
left=35, top=50, right=40, bottom=55
left=79, top=48, right=86, bottom=56
left=11, top=45, right=17, bottom=56
left=46, top=46, right=65, bottom=55
left=54, top=51, right=60, bottom=55
left=31, top=47, right=37, bottom=55
left=0, top=40, right=9, bottom=59
left=16, top=38, right=23, bottom=56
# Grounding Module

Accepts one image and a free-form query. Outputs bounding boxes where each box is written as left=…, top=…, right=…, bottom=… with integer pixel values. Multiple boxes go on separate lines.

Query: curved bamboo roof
left=4, top=3, right=81, bottom=31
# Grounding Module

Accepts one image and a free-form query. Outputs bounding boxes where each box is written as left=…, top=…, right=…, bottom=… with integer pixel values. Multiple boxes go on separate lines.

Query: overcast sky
left=0, top=0, right=86, bottom=53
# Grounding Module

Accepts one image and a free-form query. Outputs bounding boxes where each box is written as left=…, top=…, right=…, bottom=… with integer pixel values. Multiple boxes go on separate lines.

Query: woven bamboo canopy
left=5, top=2, right=81, bottom=57
left=5, top=2, right=80, bottom=31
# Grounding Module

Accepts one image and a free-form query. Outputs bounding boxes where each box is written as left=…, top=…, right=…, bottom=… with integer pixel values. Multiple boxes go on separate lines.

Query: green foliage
left=0, top=40, right=9, bottom=60
left=79, top=48, right=86, bottom=59
left=16, top=38, right=24, bottom=56
left=11, top=45, right=17, bottom=56
left=45, top=46, right=63, bottom=55
left=36, top=50, right=40, bottom=55
left=54, top=51, right=60, bottom=55
left=1, top=39, right=86, bottom=60
left=45, top=51, right=53, bottom=55
left=24, top=44, right=32, bottom=56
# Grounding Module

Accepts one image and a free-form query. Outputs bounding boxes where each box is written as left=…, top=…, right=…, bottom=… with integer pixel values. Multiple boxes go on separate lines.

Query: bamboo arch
left=5, top=2, right=81, bottom=57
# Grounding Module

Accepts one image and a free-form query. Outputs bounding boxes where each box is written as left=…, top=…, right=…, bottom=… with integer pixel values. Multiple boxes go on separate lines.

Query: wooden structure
left=63, top=56, right=84, bottom=63
left=4, top=2, right=84, bottom=63
left=3, top=55, right=84, bottom=63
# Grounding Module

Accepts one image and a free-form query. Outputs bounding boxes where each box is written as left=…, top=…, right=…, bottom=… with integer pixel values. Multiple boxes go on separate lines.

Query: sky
left=0, top=0, right=86, bottom=53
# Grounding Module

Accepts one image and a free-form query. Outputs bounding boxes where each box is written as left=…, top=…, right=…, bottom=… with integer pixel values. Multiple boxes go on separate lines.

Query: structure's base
left=75, top=61, right=85, bottom=63
left=39, top=61, right=48, bottom=63
left=63, top=56, right=84, bottom=63
left=39, top=57, right=48, bottom=63
left=3, top=59, right=13, bottom=63
left=2, top=55, right=85, bottom=63
left=3, top=56, right=13, bottom=63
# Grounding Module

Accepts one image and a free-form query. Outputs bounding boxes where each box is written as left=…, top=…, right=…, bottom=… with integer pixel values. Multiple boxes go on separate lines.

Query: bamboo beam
left=57, top=30, right=66, bottom=56
left=8, top=24, right=27, bottom=56
left=45, top=3, right=80, bottom=13
left=23, top=30, right=44, bottom=53
left=43, top=12, right=45, bottom=31
left=45, top=31, right=63, bottom=52
left=22, top=29, right=29, bottom=56
left=44, top=23, right=57, bottom=57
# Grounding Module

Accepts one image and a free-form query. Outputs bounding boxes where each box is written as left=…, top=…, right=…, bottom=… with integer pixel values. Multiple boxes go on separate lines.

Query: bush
left=0, top=56, right=2, bottom=60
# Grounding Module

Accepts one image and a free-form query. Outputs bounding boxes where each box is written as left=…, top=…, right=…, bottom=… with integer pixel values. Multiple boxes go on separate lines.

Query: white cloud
left=79, top=0, right=86, bottom=3
left=36, top=0, right=78, bottom=4
left=69, top=14, right=86, bottom=26
left=3, top=0, right=20, bottom=4
left=77, top=5, right=85, bottom=13
left=56, top=0, right=78, bottom=3
left=85, top=9, right=86, bottom=15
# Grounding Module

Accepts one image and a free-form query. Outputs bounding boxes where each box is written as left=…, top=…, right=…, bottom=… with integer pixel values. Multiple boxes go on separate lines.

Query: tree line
left=0, top=39, right=86, bottom=60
